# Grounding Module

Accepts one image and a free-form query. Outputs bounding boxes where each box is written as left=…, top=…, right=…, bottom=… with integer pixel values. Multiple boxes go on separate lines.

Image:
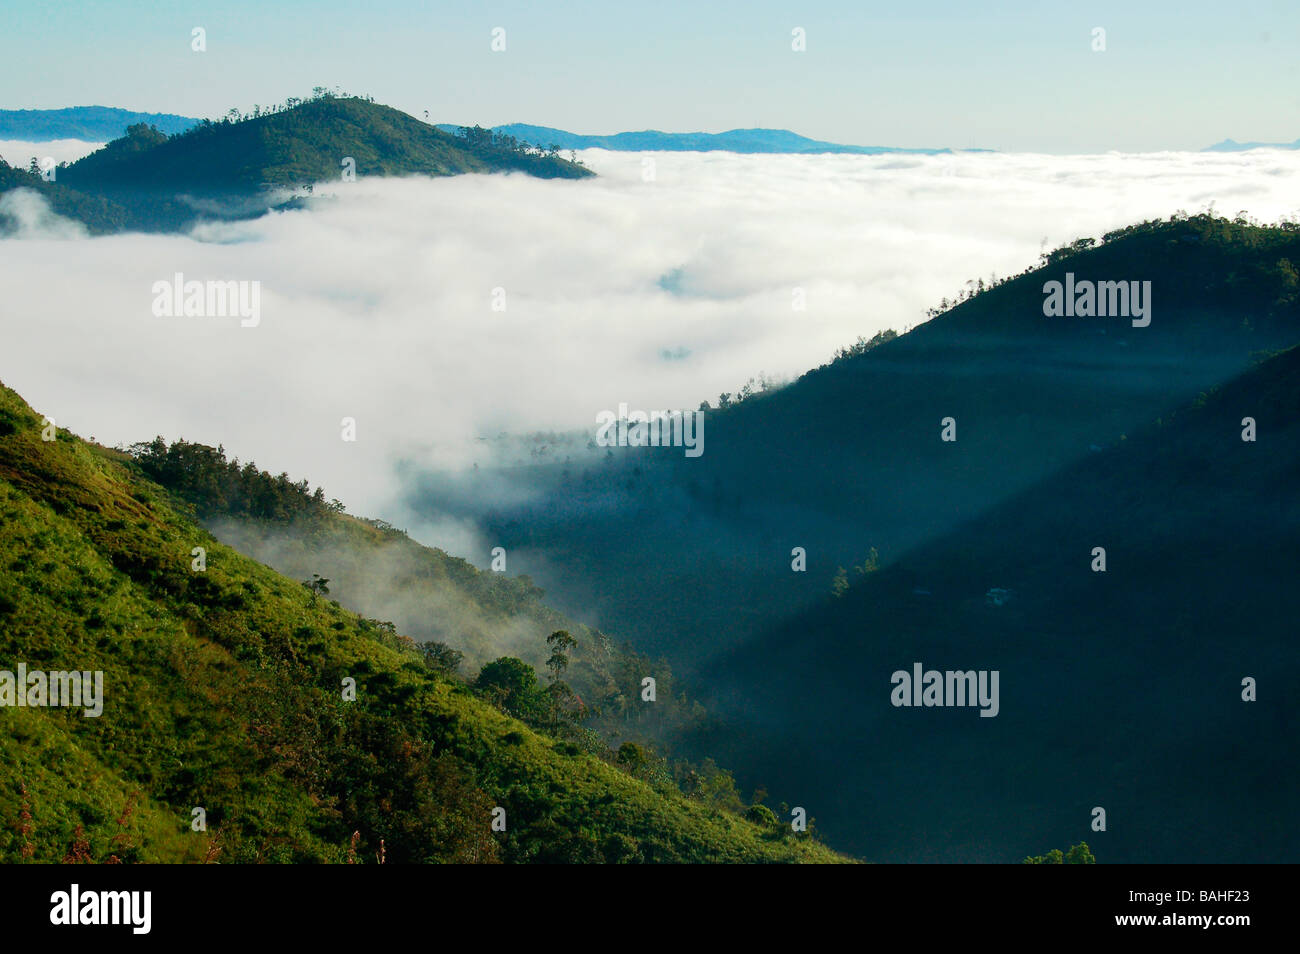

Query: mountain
left=63, top=97, right=591, bottom=195
left=700, top=341, right=1300, bottom=862
left=0, top=95, right=592, bottom=235
left=437, top=123, right=970, bottom=155
left=1203, top=137, right=1300, bottom=152
left=413, top=215, right=1300, bottom=662
left=0, top=381, right=844, bottom=863
left=403, top=214, right=1300, bottom=861
left=0, top=106, right=200, bottom=141
left=123, top=435, right=729, bottom=768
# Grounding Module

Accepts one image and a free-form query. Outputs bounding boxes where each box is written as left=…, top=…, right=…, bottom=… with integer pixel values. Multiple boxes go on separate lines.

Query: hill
left=700, top=342, right=1300, bottom=862
left=412, top=214, right=1300, bottom=664
left=0, top=106, right=200, bottom=141
left=62, top=96, right=591, bottom=195
left=1, top=94, right=593, bottom=234
left=437, top=122, right=963, bottom=155
left=401, top=213, right=1300, bottom=861
left=0, top=382, right=843, bottom=863
left=123, top=435, right=727, bottom=769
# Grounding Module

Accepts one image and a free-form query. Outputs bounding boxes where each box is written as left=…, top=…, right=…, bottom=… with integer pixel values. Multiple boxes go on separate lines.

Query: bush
left=744, top=804, right=778, bottom=827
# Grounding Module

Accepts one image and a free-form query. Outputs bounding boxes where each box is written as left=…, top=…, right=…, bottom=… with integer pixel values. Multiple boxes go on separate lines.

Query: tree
left=475, top=657, right=545, bottom=721
left=831, top=567, right=849, bottom=597
left=420, top=641, right=463, bottom=675
left=693, top=759, right=745, bottom=813
left=616, top=741, right=649, bottom=774
left=545, top=629, right=577, bottom=682
left=744, top=804, right=778, bottom=827
left=302, top=574, right=329, bottom=606
left=1024, top=841, right=1096, bottom=864
left=541, top=631, right=580, bottom=728
left=1064, top=842, right=1096, bottom=864
left=832, top=548, right=880, bottom=595
left=457, top=125, right=494, bottom=150
left=833, top=329, right=897, bottom=362
left=546, top=680, right=579, bottom=729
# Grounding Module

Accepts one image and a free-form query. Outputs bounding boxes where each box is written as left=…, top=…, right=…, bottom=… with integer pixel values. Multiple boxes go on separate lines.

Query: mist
left=1, top=146, right=1297, bottom=563
left=0, top=138, right=102, bottom=168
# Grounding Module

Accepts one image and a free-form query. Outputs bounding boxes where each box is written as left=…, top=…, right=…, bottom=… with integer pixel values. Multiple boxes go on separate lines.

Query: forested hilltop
left=0, top=91, right=592, bottom=235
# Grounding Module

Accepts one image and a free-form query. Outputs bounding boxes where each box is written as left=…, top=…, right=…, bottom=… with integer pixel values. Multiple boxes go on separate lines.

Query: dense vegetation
left=123, top=435, right=724, bottom=765
left=61, top=94, right=592, bottom=196
left=1024, top=843, right=1096, bottom=864
left=0, top=381, right=842, bottom=863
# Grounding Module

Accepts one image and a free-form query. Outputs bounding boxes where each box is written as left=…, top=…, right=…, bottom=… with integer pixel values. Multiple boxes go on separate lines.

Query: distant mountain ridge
left=0, top=106, right=200, bottom=141
left=1203, top=136, right=1300, bottom=152
left=437, top=122, right=981, bottom=155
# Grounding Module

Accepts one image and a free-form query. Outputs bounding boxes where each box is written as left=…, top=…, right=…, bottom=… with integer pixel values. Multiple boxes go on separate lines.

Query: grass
left=0, top=381, right=846, bottom=863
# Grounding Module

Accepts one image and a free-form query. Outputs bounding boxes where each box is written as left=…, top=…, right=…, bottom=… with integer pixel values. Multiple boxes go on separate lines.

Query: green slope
left=124, top=436, right=721, bottom=764
left=0, top=383, right=843, bottom=863
left=61, top=96, right=592, bottom=195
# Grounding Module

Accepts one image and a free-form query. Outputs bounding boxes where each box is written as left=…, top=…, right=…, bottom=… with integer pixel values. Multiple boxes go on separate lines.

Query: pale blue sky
left=1, top=0, right=1296, bottom=152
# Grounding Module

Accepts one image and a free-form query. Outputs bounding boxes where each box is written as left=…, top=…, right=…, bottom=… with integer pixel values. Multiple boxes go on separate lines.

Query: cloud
left=0, top=188, right=88, bottom=239
left=1, top=148, right=1298, bottom=545
left=0, top=139, right=103, bottom=168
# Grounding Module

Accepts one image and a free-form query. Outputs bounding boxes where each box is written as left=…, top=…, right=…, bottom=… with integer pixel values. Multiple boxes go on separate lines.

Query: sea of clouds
left=1, top=147, right=1298, bottom=553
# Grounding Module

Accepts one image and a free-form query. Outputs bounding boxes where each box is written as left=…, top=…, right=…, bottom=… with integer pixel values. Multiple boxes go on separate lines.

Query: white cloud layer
left=2, top=148, right=1298, bottom=544
left=0, top=139, right=103, bottom=168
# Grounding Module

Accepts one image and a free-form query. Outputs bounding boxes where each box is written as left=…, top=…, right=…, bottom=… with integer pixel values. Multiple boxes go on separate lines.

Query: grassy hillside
left=123, top=435, right=723, bottom=765
left=0, top=382, right=843, bottom=863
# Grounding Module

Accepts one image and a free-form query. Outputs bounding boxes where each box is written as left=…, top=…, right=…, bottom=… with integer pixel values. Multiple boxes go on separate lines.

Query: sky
left=0, top=0, right=1297, bottom=152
